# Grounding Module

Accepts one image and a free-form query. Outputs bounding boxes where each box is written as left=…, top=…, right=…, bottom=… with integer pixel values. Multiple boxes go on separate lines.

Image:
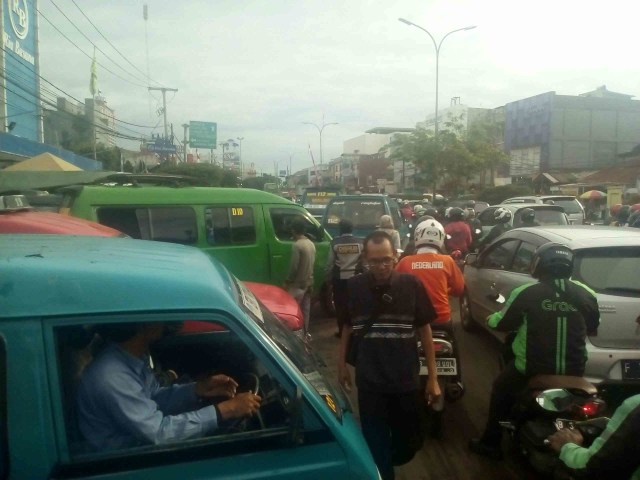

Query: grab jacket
left=488, top=278, right=600, bottom=376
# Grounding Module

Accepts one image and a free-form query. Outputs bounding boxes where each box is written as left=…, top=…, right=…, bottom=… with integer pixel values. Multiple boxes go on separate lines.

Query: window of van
left=270, top=209, right=322, bottom=242
left=51, top=316, right=330, bottom=472
left=97, top=207, right=197, bottom=244
left=205, top=207, right=256, bottom=246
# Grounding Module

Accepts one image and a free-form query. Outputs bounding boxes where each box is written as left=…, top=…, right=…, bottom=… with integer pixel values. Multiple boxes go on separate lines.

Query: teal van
left=60, top=185, right=330, bottom=293
left=322, top=194, right=409, bottom=248
left=0, top=235, right=378, bottom=479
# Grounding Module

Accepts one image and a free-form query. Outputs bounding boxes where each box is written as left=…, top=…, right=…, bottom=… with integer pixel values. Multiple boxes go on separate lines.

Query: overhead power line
left=1, top=46, right=160, bottom=130
left=0, top=71, right=146, bottom=142
left=46, top=0, right=156, bottom=88
left=37, top=7, right=149, bottom=89
left=70, top=0, right=163, bottom=87
left=45, top=0, right=151, bottom=87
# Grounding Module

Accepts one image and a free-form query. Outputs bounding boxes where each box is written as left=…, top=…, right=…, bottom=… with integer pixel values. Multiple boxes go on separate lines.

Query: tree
left=242, top=174, right=279, bottom=190
left=386, top=113, right=510, bottom=196
left=153, top=162, right=224, bottom=186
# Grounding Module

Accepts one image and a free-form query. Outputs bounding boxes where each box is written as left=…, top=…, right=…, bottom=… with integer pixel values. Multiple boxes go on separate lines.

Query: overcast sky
left=37, top=0, right=638, bottom=174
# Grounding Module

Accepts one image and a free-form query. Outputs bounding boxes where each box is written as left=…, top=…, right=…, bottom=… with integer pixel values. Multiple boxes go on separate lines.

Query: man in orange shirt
left=397, top=219, right=465, bottom=325
left=396, top=218, right=465, bottom=437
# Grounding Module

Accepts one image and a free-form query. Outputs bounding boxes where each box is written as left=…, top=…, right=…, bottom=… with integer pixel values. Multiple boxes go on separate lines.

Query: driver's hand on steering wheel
left=195, top=374, right=238, bottom=399
left=217, top=392, right=262, bottom=420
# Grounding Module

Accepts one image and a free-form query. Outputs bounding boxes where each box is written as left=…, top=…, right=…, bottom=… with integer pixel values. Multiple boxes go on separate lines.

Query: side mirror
left=535, top=388, right=575, bottom=412
left=465, top=253, right=478, bottom=266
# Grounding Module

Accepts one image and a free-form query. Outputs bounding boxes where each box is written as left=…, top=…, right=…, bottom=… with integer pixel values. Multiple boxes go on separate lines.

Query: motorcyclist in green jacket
left=469, top=242, right=600, bottom=459
left=548, top=393, right=640, bottom=479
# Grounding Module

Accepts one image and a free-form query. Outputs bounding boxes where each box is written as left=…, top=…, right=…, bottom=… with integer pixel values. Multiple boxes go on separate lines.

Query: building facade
left=505, top=86, right=640, bottom=177
left=0, top=0, right=41, bottom=142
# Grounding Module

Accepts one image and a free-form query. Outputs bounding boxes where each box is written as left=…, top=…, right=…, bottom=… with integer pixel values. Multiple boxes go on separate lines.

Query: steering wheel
left=221, top=373, right=265, bottom=433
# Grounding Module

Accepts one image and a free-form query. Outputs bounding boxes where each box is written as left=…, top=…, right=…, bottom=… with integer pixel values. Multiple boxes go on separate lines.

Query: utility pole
left=237, top=137, right=244, bottom=177
left=182, top=123, right=189, bottom=163
left=148, top=87, right=178, bottom=141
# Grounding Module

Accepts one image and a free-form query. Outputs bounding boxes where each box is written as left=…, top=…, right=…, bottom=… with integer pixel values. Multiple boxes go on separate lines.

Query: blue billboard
left=2, top=0, right=39, bottom=141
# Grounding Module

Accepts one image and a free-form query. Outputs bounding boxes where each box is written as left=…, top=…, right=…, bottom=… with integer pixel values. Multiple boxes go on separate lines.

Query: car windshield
left=325, top=199, right=385, bottom=229
left=513, top=208, right=568, bottom=227
left=232, top=277, right=344, bottom=419
left=573, top=248, right=640, bottom=296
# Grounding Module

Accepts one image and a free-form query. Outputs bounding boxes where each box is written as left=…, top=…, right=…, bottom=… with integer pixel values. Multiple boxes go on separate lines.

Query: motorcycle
left=417, top=321, right=464, bottom=437
left=501, top=375, right=607, bottom=476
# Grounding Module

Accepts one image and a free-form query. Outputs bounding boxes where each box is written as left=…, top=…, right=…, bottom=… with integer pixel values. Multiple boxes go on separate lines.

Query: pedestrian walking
left=283, top=218, right=316, bottom=338
left=338, top=230, right=441, bottom=480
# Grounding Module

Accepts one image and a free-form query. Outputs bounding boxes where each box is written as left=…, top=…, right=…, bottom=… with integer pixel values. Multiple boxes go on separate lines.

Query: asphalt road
left=309, top=300, right=543, bottom=480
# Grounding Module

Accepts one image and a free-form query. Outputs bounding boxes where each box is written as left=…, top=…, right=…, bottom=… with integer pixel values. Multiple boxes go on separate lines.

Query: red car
left=0, top=195, right=122, bottom=236
left=182, top=282, right=304, bottom=335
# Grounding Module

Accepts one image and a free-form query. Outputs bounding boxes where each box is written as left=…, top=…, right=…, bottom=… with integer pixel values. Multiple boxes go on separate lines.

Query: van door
left=264, top=206, right=329, bottom=292
left=44, top=314, right=357, bottom=480
left=201, top=205, right=270, bottom=283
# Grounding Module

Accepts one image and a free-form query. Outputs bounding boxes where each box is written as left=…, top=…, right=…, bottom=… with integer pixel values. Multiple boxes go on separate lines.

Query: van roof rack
left=89, top=173, right=210, bottom=187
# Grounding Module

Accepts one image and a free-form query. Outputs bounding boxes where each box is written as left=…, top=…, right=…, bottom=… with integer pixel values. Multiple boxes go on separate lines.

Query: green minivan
left=0, top=235, right=378, bottom=479
left=60, top=185, right=330, bottom=293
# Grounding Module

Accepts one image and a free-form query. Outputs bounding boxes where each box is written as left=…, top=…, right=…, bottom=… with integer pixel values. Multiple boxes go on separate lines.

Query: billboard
left=189, top=121, right=217, bottom=149
left=2, top=0, right=40, bottom=141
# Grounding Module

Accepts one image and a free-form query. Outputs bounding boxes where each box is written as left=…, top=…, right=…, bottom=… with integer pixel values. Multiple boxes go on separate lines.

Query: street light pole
left=398, top=19, right=476, bottom=137
left=236, top=137, right=244, bottom=177
left=398, top=19, right=475, bottom=193
left=303, top=115, right=338, bottom=165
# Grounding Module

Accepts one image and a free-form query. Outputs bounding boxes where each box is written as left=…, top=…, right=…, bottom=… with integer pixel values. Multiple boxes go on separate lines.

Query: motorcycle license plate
left=622, top=359, right=640, bottom=380
left=419, top=357, right=457, bottom=376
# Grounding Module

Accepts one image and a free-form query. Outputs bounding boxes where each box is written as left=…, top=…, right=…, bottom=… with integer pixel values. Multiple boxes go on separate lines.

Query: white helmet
left=414, top=219, right=445, bottom=250
left=494, top=207, right=512, bottom=224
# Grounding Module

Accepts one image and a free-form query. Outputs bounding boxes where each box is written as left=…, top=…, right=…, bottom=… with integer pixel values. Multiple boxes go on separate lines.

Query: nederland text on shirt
left=411, top=261, right=444, bottom=269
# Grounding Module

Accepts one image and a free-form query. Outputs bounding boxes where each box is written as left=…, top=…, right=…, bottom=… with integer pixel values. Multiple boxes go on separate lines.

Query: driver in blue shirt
left=76, top=323, right=261, bottom=451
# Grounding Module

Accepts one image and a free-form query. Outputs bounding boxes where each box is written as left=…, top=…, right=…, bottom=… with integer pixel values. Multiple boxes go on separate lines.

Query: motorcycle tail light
left=433, top=338, right=453, bottom=356
left=581, top=399, right=604, bottom=417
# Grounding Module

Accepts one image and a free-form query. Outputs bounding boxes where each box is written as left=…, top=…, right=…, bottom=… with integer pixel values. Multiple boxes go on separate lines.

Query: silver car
left=461, top=225, right=640, bottom=385
left=476, top=203, right=569, bottom=243
left=501, top=195, right=585, bottom=225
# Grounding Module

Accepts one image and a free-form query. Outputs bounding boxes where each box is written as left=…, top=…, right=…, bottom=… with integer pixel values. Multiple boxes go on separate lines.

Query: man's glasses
left=366, top=257, right=395, bottom=267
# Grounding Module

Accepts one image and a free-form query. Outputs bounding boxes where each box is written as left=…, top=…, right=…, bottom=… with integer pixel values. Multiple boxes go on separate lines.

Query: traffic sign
left=189, top=121, right=217, bottom=149
left=145, top=143, right=177, bottom=154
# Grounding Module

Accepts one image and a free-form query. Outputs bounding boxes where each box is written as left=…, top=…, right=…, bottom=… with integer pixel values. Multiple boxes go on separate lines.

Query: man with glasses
left=338, top=230, right=440, bottom=480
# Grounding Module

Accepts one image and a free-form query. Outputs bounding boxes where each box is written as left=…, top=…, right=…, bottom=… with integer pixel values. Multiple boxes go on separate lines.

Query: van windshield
left=233, top=278, right=345, bottom=420
left=325, top=199, right=385, bottom=230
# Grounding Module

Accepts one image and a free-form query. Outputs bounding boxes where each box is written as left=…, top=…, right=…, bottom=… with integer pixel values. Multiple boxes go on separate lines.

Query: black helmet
left=521, top=208, right=536, bottom=223
left=530, top=242, right=573, bottom=279
left=465, top=200, right=476, bottom=209
left=425, top=207, right=438, bottom=218
left=617, top=205, right=631, bottom=223
left=493, top=207, right=512, bottom=224
left=447, top=207, right=465, bottom=222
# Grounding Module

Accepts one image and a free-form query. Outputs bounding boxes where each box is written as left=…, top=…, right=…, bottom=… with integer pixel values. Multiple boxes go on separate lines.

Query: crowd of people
left=322, top=197, right=640, bottom=479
